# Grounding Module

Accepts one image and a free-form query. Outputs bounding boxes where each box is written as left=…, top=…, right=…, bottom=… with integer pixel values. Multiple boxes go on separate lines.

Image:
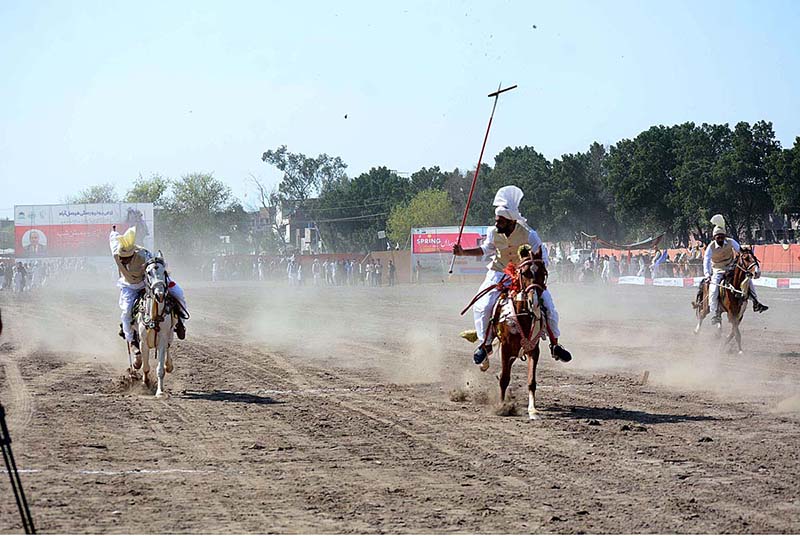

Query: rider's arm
left=730, top=238, right=741, bottom=253
left=703, top=244, right=712, bottom=277
left=454, top=227, right=494, bottom=257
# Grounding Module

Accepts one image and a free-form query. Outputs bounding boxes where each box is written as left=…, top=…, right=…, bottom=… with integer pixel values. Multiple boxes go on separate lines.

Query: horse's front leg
left=733, top=318, right=743, bottom=355
left=155, top=337, right=167, bottom=397
left=140, top=331, right=151, bottom=388
left=499, top=343, right=513, bottom=403
left=527, top=345, right=540, bottom=421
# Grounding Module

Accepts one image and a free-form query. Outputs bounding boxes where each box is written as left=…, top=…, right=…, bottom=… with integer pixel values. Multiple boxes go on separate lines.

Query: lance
left=448, top=83, right=517, bottom=274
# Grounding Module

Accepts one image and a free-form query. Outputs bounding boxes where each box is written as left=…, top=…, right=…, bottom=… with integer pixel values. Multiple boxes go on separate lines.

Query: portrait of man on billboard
left=22, top=229, right=48, bottom=256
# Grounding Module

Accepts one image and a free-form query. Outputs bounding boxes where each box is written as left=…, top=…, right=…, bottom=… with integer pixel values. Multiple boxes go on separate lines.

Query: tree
left=161, top=172, right=235, bottom=255
left=410, top=166, right=446, bottom=193
left=124, top=173, right=171, bottom=207
left=387, top=189, right=457, bottom=244
left=769, top=136, right=800, bottom=215
left=313, top=166, right=412, bottom=252
left=66, top=183, right=118, bottom=203
left=261, top=145, right=347, bottom=202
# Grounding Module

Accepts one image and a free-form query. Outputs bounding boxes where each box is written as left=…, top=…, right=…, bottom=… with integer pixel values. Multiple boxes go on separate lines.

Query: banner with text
left=411, top=226, right=490, bottom=278
left=14, top=203, right=154, bottom=258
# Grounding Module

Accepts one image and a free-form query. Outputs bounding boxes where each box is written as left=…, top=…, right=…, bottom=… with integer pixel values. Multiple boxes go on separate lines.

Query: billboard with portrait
left=14, top=203, right=154, bottom=258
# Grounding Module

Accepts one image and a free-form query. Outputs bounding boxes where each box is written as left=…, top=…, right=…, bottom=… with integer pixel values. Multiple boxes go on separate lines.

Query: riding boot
left=752, top=299, right=769, bottom=313
left=118, top=323, right=125, bottom=340
left=175, top=318, right=186, bottom=340
left=711, top=313, right=722, bottom=326
left=549, top=339, right=573, bottom=363
left=473, top=345, right=491, bottom=372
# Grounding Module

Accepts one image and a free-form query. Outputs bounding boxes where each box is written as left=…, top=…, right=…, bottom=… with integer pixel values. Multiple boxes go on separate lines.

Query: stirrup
left=550, top=344, right=572, bottom=363
left=175, top=319, right=186, bottom=340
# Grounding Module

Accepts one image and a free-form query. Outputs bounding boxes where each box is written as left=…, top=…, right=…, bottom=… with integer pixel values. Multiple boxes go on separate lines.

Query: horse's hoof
left=155, top=391, right=167, bottom=398
left=480, top=359, right=490, bottom=372
left=133, top=353, right=142, bottom=370
left=165, top=357, right=174, bottom=373
left=738, top=350, right=744, bottom=355
left=528, top=412, right=540, bottom=421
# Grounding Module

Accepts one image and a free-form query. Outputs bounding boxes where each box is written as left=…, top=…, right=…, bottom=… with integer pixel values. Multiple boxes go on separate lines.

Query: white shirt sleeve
left=703, top=244, right=712, bottom=276
left=480, top=227, right=497, bottom=257
left=730, top=238, right=741, bottom=253
left=528, top=229, right=549, bottom=266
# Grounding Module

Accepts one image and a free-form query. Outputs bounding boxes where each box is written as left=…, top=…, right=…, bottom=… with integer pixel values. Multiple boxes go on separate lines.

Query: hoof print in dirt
left=698, top=436, right=714, bottom=443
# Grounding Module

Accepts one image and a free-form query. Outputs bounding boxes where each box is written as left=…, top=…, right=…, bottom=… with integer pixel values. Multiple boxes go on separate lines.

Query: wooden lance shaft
left=448, top=84, right=517, bottom=274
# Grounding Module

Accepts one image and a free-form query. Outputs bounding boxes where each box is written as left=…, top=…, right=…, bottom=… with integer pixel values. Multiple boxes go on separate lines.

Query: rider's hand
left=452, top=244, right=464, bottom=256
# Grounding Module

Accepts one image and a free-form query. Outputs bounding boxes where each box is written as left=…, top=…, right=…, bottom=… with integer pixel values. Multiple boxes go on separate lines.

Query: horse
left=492, top=245, right=548, bottom=420
left=137, top=253, right=176, bottom=397
left=692, top=247, right=761, bottom=353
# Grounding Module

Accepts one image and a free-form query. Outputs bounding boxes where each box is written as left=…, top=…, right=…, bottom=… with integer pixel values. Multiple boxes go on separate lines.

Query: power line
left=298, top=212, right=389, bottom=223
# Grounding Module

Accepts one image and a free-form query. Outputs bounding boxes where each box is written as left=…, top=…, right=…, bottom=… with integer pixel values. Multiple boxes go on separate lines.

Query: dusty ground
left=0, top=277, right=799, bottom=534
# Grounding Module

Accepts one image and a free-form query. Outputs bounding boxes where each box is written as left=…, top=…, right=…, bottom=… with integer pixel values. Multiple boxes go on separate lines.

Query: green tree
left=124, top=173, right=171, bottom=207
left=66, top=183, right=118, bottom=203
left=769, top=136, right=800, bottom=215
left=387, top=189, right=457, bottom=244
left=410, top=166, right=446, bottom=193
left=261, top=145, right=348, bottom=201
left=314, top=166, right=412, bottom=252
left=161, top=172, right=235, bottom=255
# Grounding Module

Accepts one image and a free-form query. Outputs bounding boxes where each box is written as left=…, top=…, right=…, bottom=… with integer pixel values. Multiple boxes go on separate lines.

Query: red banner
left=15, top=223, right=137, bottom=258
left=412, top=231, right=485, bottom=254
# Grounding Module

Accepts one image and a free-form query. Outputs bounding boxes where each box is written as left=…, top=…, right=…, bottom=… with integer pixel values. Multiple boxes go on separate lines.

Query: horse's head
left=737, top=247, right=760, bottom=278
left=145, top=254, right=168, bottom=303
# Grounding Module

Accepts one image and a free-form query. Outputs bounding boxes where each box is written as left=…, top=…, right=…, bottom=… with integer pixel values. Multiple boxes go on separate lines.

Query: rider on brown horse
left=704, top=214, right=769, bottom=326
left=453, top=185, right=572, bottom=370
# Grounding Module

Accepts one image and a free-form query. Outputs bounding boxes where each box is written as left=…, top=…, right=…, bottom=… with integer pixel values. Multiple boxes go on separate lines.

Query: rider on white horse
left=452, top=185, right=573, bottom=369
left=704, top=214, right=768, bottom=326
left=110, top=226, right=188, bottom=362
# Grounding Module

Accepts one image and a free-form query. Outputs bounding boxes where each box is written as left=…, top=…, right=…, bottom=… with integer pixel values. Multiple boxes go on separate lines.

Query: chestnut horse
left=692, top=247, right=760, bottom=353
left=492, top=245, right=548, bottom=420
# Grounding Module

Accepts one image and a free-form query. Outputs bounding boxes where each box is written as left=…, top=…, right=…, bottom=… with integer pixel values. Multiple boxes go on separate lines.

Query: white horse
left=137, top=254, right=175, bottom=397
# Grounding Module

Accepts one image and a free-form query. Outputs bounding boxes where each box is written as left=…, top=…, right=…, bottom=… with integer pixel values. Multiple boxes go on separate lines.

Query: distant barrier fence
left=612, top=275, right=800, bottom=290
left=598, top=243, right=800, bottom=274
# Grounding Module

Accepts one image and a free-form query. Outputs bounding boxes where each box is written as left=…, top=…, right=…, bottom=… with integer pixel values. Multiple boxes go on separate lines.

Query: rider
left=704, top=214, right=769, bottom=326
left=110, top=226, right=189, bottom=361
left=453, top=185, right=573, bottom=369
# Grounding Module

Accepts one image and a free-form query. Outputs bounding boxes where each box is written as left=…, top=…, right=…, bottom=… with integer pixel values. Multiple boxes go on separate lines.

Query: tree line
left=68, top=119, right=800, bottom=255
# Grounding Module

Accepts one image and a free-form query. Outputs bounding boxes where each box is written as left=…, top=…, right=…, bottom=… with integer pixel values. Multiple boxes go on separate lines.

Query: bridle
left=735, top=249, right=760, bottom=277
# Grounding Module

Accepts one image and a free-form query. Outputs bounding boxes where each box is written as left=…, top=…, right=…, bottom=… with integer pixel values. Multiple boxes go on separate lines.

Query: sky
left=1, top=0, right=799, bottom=217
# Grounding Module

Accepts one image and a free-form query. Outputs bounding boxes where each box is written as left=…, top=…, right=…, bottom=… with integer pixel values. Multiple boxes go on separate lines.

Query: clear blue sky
left=1, top=0, right=799, bottom=216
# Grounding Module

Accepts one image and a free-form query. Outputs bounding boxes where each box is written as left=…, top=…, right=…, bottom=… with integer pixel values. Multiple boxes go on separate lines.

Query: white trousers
left=473, top=270, right=560, bottom=345
left=118, top=281, right=188, bottom=342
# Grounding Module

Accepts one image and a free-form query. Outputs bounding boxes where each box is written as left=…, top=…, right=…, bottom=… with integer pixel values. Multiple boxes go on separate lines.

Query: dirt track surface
left=1, top=279, right=799, bottom=534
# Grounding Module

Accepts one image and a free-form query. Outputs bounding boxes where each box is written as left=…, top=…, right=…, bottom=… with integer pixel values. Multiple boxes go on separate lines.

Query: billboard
left=14, top=203, right=154, bottom=258
left=411, top=226, right=490, bottom=278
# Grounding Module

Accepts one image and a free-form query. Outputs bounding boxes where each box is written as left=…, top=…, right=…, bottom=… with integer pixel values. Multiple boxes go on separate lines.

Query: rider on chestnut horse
left=453, top=185, right=572, bottom=371
left=703, top=214, right=769, bottom=327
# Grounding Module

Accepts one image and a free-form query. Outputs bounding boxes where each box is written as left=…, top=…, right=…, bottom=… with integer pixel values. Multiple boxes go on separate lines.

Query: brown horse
left=692, top=247, right=761, bottom=353
left=492, top=245, right=548, bottom=420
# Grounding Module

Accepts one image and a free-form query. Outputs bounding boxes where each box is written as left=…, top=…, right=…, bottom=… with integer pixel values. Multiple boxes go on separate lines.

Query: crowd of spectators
left=0, top=258, right=96, bottom=293
left=206, top=255, right=398, bottom=287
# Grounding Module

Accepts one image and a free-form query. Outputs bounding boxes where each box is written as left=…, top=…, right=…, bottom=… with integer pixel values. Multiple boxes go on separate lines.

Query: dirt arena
left=1, top=277, right=799, bottom=534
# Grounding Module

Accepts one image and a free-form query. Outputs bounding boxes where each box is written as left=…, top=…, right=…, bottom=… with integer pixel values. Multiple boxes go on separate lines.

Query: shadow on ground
left=179, top=390, right=282, bottom=405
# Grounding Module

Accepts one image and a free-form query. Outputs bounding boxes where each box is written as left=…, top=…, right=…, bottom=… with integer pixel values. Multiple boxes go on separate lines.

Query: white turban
left=493, top=185, right=526, bottom=224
